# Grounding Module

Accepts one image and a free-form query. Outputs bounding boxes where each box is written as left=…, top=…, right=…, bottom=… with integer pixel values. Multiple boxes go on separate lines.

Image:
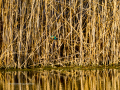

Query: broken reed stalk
left=0, top=0, right=120, bottom=68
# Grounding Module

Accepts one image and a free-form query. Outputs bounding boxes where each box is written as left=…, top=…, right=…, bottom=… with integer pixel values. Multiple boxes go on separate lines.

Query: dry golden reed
left=0, top=0, right=120, bottom=68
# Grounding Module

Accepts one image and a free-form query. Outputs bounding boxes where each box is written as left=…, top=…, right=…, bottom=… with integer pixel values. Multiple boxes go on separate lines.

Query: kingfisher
left=51, top=36, right=58, bottom=40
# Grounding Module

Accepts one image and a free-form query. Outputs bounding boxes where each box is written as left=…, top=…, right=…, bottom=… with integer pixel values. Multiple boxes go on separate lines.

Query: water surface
left=0, top=67, right=120, bottom=90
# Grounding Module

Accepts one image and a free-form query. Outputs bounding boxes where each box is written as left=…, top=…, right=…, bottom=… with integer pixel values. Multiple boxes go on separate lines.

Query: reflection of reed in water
left=0, top=69, right=120, bottom=90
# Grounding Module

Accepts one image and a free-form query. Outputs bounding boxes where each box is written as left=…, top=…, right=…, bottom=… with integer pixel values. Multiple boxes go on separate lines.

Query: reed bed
left=0, top=69, right=120, bottom=90
left=0, top=0, right=120, bottom=68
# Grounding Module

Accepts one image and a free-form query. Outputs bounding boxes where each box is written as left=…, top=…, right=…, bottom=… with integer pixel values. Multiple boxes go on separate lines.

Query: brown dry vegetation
left=0, top=0, right=120, bottom=68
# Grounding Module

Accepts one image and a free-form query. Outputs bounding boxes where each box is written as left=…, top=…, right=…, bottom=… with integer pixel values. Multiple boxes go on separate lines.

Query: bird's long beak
left=51, top=36, right=54, bottom=38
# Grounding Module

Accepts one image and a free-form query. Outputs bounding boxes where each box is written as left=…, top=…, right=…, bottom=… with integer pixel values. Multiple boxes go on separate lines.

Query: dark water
left=0, top=68, right=120, bottom=90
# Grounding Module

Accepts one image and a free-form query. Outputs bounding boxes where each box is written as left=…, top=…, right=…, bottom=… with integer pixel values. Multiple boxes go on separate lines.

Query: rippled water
left=0, top=68, right=120, bottom=90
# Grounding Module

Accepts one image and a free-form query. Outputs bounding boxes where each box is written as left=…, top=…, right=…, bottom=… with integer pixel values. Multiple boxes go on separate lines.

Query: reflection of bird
left=51, top=36, right=58, bottom=40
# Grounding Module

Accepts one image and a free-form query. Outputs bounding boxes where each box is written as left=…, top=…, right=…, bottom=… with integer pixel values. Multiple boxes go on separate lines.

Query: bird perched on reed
left=51, top=36, right=58, bottom=40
